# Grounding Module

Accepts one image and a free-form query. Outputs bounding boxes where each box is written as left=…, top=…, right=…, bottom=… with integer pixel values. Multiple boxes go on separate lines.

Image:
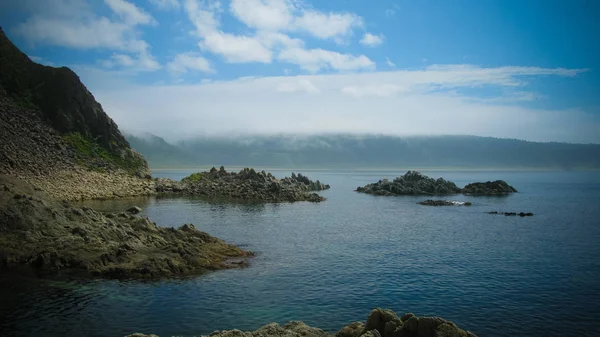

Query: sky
left=1, top=0, right=599, bottom=143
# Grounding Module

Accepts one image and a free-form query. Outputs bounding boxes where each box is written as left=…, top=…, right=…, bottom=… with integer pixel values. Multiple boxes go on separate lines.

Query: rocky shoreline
left=126, top=308, right=476, bottom=337
left=356, top=171, right=517, bottom=197
left=0, top=175, right=252, bottom=279
left=156, top=167, right=330, bottom=202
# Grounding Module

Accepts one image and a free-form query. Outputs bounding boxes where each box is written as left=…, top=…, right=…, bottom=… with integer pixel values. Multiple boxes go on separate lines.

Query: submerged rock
left=155, top=167, right=329, bottom=202
left=488, top=211, right=533, bottom=217
left=356, top=171, right=462, bottom=196
left=462, top=181, right=517, bottom=195
left=419, top=200, right=472, bottom=206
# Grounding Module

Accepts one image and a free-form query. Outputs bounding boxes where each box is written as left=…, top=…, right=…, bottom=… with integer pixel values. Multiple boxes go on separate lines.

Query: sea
left=1, top=169, right=599, bottom=337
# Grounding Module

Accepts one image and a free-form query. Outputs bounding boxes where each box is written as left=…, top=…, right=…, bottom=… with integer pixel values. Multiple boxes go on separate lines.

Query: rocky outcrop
left=356, top=171, right=462, bottom=196
left=488, top=211, right=533, bottom=217
left=462, top=181, right=517, bottom=195
left=0, top=176, right=252, bottom=279
left=337, top=308, right=476, bottom=337
left=356, top=171, right=517, bottom=198
left=156, top=167, right=330, bottom=202
left=419, top=200, right=472, bottom=206
left=124, top=308, right=476, bottom=337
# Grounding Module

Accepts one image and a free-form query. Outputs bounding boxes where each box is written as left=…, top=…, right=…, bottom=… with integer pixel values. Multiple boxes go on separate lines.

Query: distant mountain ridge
left=126, top=133, right=600, bottom=169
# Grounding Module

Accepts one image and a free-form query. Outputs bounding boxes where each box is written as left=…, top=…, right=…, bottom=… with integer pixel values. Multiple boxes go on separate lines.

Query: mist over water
left=1, top=169, right=599, bottom=337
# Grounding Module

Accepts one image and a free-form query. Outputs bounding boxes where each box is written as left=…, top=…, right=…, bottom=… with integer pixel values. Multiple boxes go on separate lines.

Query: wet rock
left=488, top=211, right=533, bottom=217
left=127, top=206, right=142, bottom=214
left=186, top=310, right=476, bottom=337
left=419, top=200, right=472, bottom=206
left=337, top=322, right=365, bottom=337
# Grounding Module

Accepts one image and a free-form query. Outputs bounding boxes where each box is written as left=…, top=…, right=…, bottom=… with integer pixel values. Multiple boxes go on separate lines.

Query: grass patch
left=62, top=132, right=146, bottom=175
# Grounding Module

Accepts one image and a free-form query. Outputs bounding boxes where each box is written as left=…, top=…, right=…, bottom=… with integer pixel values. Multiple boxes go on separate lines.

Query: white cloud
left=183, top=0, right=221, bottom=36
left=360, top=33, right=384, bottom=47
left=167, top=53, right=213, bottom=74
left=102, top=52, right=161, bottom=71
left=15, top=16, right=149, bottom=52
left=200, top=32, right=273, bottom=63
left=79, top=64, right=596, bottom=143
left=104, top=53, right=135, bottom=67
left=277, top=79, right=320, bottom=94
left=229, top=0, right=294, bottom=31
left=104, top=0, right=156, bottom=26
left=149, top=0, right=180, bottom=10
left=14, top=0, right=154, bottom=55
left=294, top=10, right=363, bottom=41
left=341, top=84, right=405, bottom=98
left=278, top=48, right=375, bottom=72
left=386, top=57, right=396, bottom=68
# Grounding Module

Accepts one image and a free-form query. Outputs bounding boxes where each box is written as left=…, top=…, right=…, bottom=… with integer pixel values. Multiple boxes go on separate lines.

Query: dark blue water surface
left=1, top=170, right=600, bottom=337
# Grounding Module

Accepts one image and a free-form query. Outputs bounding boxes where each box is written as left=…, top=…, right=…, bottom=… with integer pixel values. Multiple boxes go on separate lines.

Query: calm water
left=1, top=169, right=600, bottom=337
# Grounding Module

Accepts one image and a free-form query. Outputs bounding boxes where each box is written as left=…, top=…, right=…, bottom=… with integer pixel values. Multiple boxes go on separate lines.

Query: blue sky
left=1, top=0, right=599, bottom=143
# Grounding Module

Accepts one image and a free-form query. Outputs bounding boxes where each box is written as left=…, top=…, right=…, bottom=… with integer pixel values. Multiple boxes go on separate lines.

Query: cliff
left=0, top=26, right=149, bottom=178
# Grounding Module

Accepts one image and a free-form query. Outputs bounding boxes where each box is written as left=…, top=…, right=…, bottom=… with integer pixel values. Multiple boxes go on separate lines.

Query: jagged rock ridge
left=156, top=167, right=330, bottom=202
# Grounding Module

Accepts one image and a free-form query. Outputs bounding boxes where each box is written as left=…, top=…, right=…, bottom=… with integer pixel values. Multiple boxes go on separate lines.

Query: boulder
left=127, top=206, right=142, bottom=214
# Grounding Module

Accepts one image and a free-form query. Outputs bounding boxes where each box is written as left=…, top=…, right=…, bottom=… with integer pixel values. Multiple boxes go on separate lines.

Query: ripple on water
left=2, top=170, right=600, bottom=337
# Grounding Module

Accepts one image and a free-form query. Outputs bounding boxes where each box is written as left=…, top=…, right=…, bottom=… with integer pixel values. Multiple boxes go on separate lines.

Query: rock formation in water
left=125, top=308, right=477, bottom=337
left=156, top=167, right=330, bottom=202
left=462, top=181, right=517, bottom=195
left=0, top=176, right=252, bottom=278
left=356, top=171, right=462, bottom=196
left=419, top=200, right=472, bottom=206
left=488, top=211, right=533, bottom=217
left=356, top=171, right=517, bottom=197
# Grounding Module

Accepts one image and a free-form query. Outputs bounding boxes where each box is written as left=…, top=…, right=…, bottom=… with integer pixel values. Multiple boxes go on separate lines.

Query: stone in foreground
left=123, top=308, right=476, bottom=337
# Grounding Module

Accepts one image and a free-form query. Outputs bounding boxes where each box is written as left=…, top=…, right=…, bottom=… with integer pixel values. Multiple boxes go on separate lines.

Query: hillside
left=0, top=27, right=153, bottom=200
left=0, top=27, right=149, bottom=178
left=127, top=133, right=600, bottom=169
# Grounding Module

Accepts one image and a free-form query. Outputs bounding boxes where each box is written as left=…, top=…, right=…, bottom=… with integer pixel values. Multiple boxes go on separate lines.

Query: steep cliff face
left=0, top=27, right=149, bottom=177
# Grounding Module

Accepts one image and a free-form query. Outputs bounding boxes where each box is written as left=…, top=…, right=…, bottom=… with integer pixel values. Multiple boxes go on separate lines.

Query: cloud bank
left=75, top=64, right=599, bottom=144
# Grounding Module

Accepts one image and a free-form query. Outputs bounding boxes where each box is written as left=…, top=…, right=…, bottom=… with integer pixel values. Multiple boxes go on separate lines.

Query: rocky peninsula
left=156, top=167, right=330, bottom=202
left=126, top=308, right=476, bottom=337
left=0, top=175, right=251, bottom=279
left=356, top=171, right=517, bottom=197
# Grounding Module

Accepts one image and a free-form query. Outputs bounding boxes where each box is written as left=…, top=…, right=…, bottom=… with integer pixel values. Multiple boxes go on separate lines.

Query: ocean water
left=1, top=169, right=600, bottom=337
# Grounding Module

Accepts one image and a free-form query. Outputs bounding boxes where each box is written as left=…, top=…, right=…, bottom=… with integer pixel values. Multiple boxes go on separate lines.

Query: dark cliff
left=0, top=27, right=149, bottom=176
